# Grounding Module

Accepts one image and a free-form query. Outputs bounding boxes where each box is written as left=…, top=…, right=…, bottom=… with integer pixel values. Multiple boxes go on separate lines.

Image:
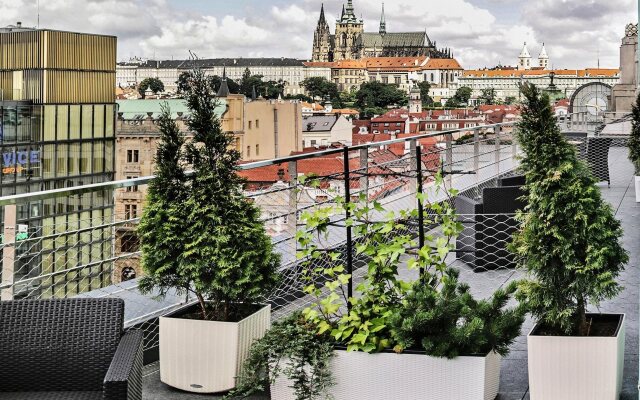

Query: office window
left=127, top=149, right=139, bottom=163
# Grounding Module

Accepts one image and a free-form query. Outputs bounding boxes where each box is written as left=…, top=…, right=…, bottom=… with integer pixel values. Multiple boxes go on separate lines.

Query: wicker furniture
left=456, top=180, right=526, bottom=272
left=0, top=298, right=143, bottom=400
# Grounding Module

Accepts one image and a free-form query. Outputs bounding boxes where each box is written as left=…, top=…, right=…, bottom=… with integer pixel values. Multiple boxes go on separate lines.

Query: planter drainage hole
left=190, top=384, right=203, bottom=389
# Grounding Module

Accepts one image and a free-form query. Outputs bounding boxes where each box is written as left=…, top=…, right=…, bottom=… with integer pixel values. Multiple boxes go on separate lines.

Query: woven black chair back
left=0, top=298, right=124, bottom=392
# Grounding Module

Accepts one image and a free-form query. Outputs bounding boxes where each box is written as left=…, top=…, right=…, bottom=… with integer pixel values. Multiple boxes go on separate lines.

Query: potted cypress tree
left=629, top=92, right=640, bottom=202
left=512, top=83, right=629, bottom=400
left=138, top=70, right=280, bottom=393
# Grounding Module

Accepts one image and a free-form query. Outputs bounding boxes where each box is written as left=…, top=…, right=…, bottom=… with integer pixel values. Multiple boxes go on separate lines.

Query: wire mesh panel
left=10, top=121, right=630, bottom=364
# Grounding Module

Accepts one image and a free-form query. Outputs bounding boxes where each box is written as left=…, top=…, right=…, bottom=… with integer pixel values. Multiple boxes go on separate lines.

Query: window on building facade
left=125, top=176, right=139, bottom=192
left=394, top=76, right=401, bottom=85
left=127, top=149, right=139, bottom=163
left=248, top=121, right=252, bottom=129
left=256, top=120, right=259, bottom=128
left=256, top=144, right=259, bottom=156
left=120, top=233, right=140, bottom=254
left=247, top=146, right=251, bottom=158
left=382, top=77, right=388, bottom=84
left=125, top=204, right=138, bottom=220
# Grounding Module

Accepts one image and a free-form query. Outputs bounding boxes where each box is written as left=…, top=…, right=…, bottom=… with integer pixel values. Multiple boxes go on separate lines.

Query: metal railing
left=0, top=116, right=629, bottom=362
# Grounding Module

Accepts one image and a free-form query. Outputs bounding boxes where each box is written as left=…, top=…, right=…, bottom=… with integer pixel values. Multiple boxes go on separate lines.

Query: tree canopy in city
left=138, top=77, right=165, bottom=98
left=355, top=81, right=407, bottom=115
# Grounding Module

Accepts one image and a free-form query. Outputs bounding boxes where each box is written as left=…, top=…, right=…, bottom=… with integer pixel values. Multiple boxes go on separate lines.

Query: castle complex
left=312, top=1, right=451, bottom=62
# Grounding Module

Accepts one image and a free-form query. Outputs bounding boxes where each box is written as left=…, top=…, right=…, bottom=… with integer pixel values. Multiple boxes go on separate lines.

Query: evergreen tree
left=139, top=70, right=280, bottom=321
left=138, top=104, right=189, bottom=297
left=628, top=92, right=640, bottom=175
left=512, top=83, right=628, bottom=336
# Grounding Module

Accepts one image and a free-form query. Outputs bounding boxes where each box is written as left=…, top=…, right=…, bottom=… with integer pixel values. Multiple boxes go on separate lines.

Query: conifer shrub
left=512, top=83, right=628, bottom=336
left=628, top=92, right=640, bottom=175
left=138, top=70, right=280, bottom=321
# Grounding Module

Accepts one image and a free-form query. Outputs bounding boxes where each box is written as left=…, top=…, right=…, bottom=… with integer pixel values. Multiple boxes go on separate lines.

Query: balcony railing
left=0, top=118, right=631, bottom=362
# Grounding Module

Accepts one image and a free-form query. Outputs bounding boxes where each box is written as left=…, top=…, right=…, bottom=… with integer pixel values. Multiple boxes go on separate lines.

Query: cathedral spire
left=379, top=3, right=386, bottom=35
left=217, top=66, right=230, bottom=97
left=319, top=3, right=326, bottom=25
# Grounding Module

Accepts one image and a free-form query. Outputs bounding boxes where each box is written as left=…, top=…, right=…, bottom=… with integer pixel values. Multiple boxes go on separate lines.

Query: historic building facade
left=312, top=1, right=450, bottom=62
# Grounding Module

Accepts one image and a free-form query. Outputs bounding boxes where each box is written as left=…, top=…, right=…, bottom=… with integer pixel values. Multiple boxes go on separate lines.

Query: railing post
left=473, top=128, right=480, bottom=184
left=445, top=132, right=453, bottom=187
left=359, top=148, right=368, bottom=200
left=1, top=204, right=17, bottom=300
left=495, top=125, right=502, bottom=177
left=342, top=147, right=353, bottom=308
left=288, top=161, right=298, bottom=256
left=414, top=144, right=425, bottom=278
left=511, top=124, right=518, bottom=158
left=409, top=140, right=418, bottom=195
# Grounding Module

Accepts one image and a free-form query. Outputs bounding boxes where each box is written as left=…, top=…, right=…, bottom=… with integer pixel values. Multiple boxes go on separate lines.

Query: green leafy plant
left=390, top=268, right=525, bottom=358
left=512, top=83, right=628, bottom=336
left=228, top=313, right=334, bottom=400
left=298, top=174, right=467, bottom=353
left=138, top=69, right=280, bottom=321
left=629, top=92, right=640, bottom=175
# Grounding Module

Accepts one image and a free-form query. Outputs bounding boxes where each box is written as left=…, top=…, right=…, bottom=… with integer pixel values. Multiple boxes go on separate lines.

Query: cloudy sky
left=0, top=0, right=635, bottom=69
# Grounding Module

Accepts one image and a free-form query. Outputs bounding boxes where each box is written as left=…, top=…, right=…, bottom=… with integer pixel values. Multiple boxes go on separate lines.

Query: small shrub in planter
left=512, top=83, right=629, bottom=399
left=137, top=69, right=280, bottom=393
left=237, top=178, right=525, bottom=399
left=390, top=268, right=524, bottom=359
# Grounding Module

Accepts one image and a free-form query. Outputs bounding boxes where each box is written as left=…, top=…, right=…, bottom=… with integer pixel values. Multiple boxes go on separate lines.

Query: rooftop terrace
left=0, top=113, right=637, bottom=399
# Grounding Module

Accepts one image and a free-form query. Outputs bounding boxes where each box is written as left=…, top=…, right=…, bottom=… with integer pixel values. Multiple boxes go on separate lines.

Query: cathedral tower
left=538, top=43, right=549, bottom=69
left=312, top=4, right=332, bottom=62
left=518, top=42, right=532, bottom=70
left=334, top=0, right=364, bottom=61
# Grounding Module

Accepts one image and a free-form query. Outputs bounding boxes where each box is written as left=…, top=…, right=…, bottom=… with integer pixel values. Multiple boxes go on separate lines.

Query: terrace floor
left=143, top=147, right=639, bottom=400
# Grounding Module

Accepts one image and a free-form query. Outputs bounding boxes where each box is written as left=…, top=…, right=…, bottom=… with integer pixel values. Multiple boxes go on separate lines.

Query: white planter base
left=159, top=304, right=270, bottom=393
left=528, top=314, right=625, bottom=400
left=635, top=176, right=640, bottom=203
left=272, top=350, right=501, bottom=400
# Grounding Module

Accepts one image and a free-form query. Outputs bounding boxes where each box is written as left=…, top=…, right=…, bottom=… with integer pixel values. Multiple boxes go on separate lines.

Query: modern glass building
left=0, top=27, right=116, bottom=299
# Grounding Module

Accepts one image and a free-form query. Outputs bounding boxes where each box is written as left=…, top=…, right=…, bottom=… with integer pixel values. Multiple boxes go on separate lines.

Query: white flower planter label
left=528, top=314, right=625, bottom=400
left=272, top=349, right=501, bottom=400
left=159, top=304, right=271, bottom=393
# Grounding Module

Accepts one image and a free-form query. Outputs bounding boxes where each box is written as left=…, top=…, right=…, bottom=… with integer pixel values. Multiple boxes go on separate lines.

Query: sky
left=0, top=0, right=636, bottom=69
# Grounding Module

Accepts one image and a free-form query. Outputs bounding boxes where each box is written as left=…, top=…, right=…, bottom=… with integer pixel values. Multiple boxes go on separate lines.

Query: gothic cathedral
left=312, top=1, right=451, bottom=62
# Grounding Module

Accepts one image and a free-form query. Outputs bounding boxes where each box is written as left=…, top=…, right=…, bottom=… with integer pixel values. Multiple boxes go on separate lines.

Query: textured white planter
left=635, top=176, right=640, bottom=203
left=528, top=314, right=625, bottom=400
left=159, top=304, right=270, bottom=393
left=271, top=349, right=501, bottom=400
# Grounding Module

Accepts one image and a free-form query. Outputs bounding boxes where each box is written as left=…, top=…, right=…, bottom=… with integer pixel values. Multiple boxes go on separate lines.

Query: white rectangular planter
left=272, top=349, right=501, bottom=400
left=635, top=176, right=640, bottom=203
left=528, top=314, right=625, bottom=400
left=159, top=304, right=270, bottom=393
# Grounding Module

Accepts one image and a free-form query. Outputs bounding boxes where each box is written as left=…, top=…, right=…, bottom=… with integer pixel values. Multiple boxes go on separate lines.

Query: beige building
left=113, top=95, right=303, bottom=281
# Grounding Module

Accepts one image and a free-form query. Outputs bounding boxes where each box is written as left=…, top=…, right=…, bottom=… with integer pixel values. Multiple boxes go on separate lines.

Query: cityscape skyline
left=0, top=0, right=634, bottom=70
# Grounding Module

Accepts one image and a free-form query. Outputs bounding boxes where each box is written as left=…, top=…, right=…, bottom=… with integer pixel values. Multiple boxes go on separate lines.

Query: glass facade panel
left=56, top=105, right=68, bottom=141
left=69, top=105, right=80, bottom=140
left=93, top=105, right=105, bottom=138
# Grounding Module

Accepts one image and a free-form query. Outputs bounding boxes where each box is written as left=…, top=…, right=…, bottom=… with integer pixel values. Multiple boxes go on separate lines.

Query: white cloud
left=0, top=0, right=632, bottom=69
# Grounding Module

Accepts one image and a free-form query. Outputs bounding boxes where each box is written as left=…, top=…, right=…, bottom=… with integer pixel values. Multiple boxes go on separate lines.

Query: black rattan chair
left=0, top=298, right=143, bottom=400
left=455, top=182, right=525, bottom=272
